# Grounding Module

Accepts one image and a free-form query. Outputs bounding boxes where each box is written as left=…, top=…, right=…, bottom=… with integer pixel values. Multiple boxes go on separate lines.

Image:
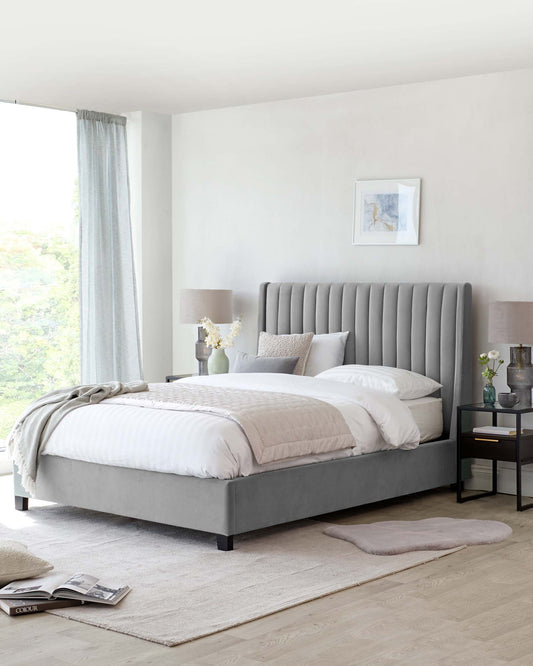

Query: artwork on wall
left=352, top=178, right=420, bottom=245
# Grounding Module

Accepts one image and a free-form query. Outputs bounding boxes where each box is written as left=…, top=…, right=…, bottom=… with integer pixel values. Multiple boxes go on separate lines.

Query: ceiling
left=2, top=0, right=533, bottom=115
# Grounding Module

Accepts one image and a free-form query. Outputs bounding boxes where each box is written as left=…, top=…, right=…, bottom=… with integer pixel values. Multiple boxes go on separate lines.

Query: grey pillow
left=232, top=352, right=299, bottom=374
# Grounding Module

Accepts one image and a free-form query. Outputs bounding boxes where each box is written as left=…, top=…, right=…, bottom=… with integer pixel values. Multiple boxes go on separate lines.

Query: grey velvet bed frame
left=14, top=281, right=472, bottom=551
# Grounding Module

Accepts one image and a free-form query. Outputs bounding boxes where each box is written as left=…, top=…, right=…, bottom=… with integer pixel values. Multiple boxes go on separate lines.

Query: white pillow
left=304, top=332, right=350, bottom=376
left=0, top=541, right=53, bottom=586
left=316, top=365, right=442, bottom=400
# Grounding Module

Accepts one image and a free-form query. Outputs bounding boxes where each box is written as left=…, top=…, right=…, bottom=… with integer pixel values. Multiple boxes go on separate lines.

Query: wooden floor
left=1, top=480, right=532, bottom=665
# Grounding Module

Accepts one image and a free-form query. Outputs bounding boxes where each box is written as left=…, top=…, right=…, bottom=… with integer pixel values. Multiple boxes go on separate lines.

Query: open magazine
left=0, top=573, right=130, bottom=605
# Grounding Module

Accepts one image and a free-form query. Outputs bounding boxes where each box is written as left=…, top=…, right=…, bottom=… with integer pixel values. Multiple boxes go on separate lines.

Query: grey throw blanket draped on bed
left=7, top=381, right=147, bottom=495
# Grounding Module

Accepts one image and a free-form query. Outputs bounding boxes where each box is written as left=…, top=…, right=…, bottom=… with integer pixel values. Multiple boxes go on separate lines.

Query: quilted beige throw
left=108, top=383, right=355, bottom=464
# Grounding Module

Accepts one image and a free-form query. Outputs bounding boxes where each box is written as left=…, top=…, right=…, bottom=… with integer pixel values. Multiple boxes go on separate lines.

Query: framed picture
left=352, top=178, right=420, bottom=245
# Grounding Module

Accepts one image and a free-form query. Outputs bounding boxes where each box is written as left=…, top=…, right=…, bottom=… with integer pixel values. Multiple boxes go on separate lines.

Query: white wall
left=172, top=68, right=533, bottom=390
left=127, top=111, right=173, bottom=381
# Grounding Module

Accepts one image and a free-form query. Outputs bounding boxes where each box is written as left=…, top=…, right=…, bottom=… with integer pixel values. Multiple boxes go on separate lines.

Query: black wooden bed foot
left=216, top=534, right=233, bottom=551
left=15, top=496, right=28, bottom=511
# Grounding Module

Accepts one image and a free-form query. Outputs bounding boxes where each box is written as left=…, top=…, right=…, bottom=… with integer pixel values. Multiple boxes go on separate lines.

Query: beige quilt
left=107, top=383, right=355, bottom=464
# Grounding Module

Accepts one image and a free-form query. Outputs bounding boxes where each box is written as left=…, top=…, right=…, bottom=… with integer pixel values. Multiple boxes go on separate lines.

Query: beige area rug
left=0, top=500, right=463, bottom=646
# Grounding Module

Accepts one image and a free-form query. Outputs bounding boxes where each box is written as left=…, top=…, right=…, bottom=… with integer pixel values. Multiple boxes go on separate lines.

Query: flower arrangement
left=478, top=350, right=504, bottom=385
left=200, top=317, right=242, bottom=350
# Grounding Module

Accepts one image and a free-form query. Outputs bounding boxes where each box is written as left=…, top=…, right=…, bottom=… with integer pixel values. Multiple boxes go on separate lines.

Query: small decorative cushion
left=232, top=352, right=299, bottom=374
left=304, top=332, right=350, bottom=377
left=257, top=332, right=314, bottom=375
left=316, top=365, right=442, bottom=400
left=0, top=541, right=53, bottom=586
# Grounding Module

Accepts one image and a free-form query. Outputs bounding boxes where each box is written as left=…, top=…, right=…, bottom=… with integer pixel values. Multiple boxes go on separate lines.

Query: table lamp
left=180, top=289, right=233, bottom=375
left=488, top=301, right=533, bottom=407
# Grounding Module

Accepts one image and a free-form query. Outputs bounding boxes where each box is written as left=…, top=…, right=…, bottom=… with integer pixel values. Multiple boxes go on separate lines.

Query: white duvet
left=41, top=373, right=421, bottom=479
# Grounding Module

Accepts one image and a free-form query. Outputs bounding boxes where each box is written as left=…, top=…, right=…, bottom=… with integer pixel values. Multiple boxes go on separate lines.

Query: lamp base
left=195, top=326, right=211, bottom=376
left=507, top=345, right=533, bottom=408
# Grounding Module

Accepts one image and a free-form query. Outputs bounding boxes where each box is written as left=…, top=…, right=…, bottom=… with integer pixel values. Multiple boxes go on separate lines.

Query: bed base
left=13, top=437, right=456, bottom=551
left=14, top=489, right=233, bottom=550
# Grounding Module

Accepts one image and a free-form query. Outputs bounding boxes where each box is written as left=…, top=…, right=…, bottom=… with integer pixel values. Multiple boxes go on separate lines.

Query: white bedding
left=41, top=374, right=440, bottom=480
left=403, top=396, right=443, bottom=443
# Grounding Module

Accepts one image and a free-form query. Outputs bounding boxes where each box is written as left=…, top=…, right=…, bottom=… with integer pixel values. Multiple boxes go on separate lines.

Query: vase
left=483, top=383, right=496, bottom=406
left=208, top=348, right=229, bottom=375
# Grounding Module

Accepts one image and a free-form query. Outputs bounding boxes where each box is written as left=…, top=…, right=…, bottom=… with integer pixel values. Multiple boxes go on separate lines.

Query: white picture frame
left=352, top=178, right=421, bottom=246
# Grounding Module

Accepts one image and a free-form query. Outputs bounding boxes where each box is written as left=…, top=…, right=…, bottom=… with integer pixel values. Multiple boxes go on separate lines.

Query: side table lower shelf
left=457, top=459, right=499, bottom=504
left=457, top=457, right=533, bottom=511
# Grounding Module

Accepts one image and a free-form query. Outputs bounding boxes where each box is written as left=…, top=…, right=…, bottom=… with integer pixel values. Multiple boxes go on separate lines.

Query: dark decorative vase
left=483, top=383, right=496, bottom=406
left=196, top=326, right=212, bottom=376
left=507, top=345, right=533, bottom=408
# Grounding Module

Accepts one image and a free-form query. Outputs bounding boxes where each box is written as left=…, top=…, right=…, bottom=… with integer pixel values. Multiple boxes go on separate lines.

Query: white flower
left=221, top=317, right=242, bottom=349
left=200, top=317, right=222, bottom=349
left=201, top=316, right=242, bottom=350
left=479, top=353, right=488, bottom=359
left=488, top=350, right=500, bottom=360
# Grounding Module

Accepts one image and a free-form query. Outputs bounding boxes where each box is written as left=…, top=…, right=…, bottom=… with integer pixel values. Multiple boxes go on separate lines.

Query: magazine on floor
left=0, top=598, right=84, bottom=616
left=0, top=573, right=130, bottom=605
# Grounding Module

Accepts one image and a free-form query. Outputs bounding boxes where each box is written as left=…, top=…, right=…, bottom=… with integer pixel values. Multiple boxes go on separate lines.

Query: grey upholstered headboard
left=258, top=282, right=472, bottom=437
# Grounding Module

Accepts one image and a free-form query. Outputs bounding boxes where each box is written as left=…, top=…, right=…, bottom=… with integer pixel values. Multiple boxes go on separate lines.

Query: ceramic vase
left=208, top=348, right=229, bottom=375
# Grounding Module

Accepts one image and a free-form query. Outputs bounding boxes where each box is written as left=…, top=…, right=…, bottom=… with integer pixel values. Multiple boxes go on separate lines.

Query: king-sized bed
left=14, top=281, right=472, bottom=550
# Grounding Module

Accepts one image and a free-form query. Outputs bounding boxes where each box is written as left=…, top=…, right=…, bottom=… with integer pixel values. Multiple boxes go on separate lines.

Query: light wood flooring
left=1, top=476, right=533, bottom=665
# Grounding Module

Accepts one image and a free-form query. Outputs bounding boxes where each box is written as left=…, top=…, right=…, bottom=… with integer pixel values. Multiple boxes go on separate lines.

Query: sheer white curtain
left=77, top=110, right=142, bottom=383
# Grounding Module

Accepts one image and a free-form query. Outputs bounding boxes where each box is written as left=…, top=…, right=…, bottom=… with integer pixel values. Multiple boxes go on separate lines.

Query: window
left=0, top=103, right=79, bottom=443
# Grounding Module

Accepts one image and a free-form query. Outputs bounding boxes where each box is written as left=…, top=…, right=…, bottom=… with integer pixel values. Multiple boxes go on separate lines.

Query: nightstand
left=165, top=374, right=193, bottom=382
left=457, top=402, right=533, bottom=511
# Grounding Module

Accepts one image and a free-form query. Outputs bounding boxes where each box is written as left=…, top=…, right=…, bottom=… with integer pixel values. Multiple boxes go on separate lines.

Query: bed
left=14, top=281, right=472, bottom=550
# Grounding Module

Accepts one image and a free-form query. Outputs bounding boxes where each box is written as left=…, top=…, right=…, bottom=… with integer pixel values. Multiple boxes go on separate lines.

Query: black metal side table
left=457, top=402, right=533, bottom=511
left=165, top=374, right=193, bottom=382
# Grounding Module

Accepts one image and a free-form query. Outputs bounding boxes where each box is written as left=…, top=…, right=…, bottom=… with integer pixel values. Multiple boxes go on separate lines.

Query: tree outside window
left=0, top=103, right=79, bottom=441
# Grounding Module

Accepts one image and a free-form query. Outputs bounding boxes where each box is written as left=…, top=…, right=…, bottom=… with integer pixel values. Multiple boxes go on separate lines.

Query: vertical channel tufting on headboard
left=258, top=282, right=472, bottom=437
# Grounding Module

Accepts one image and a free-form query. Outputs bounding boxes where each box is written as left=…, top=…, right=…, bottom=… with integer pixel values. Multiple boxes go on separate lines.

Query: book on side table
left=0, top=572, right=130, bottom=609
left=472, top=425, right=523, bottom=437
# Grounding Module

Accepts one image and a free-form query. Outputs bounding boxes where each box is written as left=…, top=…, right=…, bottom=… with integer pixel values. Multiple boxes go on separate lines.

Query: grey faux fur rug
left=324, top=517, right=512, bottom=555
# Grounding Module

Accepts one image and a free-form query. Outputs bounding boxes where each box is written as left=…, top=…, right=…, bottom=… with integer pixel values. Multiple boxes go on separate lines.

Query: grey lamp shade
left=180, top=289, right=233, bottom=324
left=488, top=301, right=533, bottom=344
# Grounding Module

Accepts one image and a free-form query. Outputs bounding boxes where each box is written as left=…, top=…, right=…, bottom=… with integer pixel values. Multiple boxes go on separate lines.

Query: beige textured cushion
left=257, top=332, right=314, bottom=375
left=0, top=541, right=53, bottom=586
